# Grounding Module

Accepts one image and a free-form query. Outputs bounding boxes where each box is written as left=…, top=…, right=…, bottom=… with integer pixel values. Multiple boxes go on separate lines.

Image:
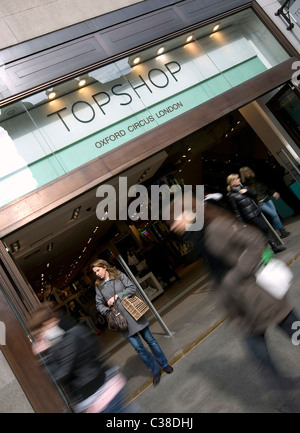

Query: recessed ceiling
left=3, top=111, right=247, bottom=293
left=4, top=151, right=169, bottom=292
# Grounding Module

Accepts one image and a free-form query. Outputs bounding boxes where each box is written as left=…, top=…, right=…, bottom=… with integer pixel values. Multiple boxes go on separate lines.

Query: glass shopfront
left=0, top=8, right=291, bottom=208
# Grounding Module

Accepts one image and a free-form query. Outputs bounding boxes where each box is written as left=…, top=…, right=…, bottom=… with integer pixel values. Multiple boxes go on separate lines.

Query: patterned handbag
left=122, top=295, right=149, bottom=321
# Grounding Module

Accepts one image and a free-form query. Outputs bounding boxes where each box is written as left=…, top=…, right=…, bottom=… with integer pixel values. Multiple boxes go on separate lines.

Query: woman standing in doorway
left=226, top=174, right=286, bottom=254
left=91, top=259, right=173, bottom=385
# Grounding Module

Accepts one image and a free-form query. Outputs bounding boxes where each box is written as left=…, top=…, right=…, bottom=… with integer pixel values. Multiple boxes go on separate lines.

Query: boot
left=269, top=241, right=287, bottom=254
left=279, top=228, right=290, bottom=239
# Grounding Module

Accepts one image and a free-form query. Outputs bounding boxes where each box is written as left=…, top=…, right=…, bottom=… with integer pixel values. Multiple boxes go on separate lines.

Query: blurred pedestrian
left=68, top=300, right=102, bottom=335
left=226, top=173, right=286, bottom=253
left=91, top=259, right=173, bottom=385
left=170, top=197, right=300, bottom=385
left=240, top=166, right=290, bottom=238
left=29, top=303, right=139, bottom=413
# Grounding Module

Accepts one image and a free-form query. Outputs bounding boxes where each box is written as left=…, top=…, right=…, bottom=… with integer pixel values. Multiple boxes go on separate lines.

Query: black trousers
left=249, top=214, right=275, bottom=244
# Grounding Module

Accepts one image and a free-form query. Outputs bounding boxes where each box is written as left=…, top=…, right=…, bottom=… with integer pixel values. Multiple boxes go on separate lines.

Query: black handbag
left=105, top=281, right=128, bottom=332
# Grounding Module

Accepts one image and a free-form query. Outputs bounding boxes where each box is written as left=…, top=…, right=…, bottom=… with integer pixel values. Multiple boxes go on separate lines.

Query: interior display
left=137, top=272, right=164, bottom=301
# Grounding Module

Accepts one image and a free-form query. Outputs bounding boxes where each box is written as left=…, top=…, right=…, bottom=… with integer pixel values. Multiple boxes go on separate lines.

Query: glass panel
left=267, top=84, right=300, bottom=145
left=0, top=8, right=291, bottom=208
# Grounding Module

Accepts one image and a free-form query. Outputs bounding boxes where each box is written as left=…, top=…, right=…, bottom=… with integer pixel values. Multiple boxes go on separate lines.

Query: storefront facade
left=0, top=0, right=300, bottom=412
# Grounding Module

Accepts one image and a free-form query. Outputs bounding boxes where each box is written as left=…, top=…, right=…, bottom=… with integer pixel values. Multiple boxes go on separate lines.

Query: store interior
left=3, top=104, right=299, bottom=350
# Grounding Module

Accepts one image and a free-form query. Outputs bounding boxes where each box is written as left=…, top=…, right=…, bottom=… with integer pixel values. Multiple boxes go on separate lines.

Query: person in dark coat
left=29, top=303, right=136, bottom=413
left=226, top=173, right=286, bottom=253
left=262, top=156, right=300, bottom=216
left=239, top=166, right=290, bottom=238
left=169, top=198, right=300, bottom=383
left=91, top=259, right=173, bottom=385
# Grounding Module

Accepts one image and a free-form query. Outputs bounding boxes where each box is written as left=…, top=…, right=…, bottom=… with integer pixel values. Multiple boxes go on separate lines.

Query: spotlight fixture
left=133, top=57, right=141, bottom=65
left=185, top=35, right=193, bottom=43
left=10, top=241, right=20, bottom=253
left=157, top=47, right=165, bottom=55
left=71, top=206, right=81, bottom=220
left=47, top=91, right=56, bottom=100
left=212, top=24, right=220, bottom=32
left=78, top=79, right=87, bottom=87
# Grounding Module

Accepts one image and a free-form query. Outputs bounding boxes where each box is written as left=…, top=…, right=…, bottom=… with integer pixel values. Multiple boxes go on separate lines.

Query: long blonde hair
left=239, top=166, right=255, bottom=183
left=226, top=173, right=239, bottom=196
left=90, top=259, right=120, bottom=290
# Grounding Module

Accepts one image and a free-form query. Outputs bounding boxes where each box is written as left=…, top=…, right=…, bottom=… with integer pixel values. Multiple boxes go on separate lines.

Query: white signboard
left=290, top=0, right=300, bottom=25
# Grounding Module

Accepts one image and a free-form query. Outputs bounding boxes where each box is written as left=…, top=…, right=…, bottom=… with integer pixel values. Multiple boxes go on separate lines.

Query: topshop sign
left=46, top=61, right=182, bottom=133
left=2, top=29, right=264, bottom=163
left=0, top=28, right=273, bottom=206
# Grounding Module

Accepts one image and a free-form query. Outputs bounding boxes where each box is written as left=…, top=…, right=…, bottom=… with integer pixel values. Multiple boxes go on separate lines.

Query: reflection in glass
left=0, top=8, right=291, bottom=208
left=0, top=127, right=38, bottom=206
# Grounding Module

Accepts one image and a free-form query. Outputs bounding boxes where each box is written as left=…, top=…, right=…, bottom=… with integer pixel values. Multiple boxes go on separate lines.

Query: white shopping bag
left=255, top=259, right=293, bottom=300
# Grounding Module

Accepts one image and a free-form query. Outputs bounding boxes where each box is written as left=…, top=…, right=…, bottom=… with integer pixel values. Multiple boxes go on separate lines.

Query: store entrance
left=3, top=102, right=297, bottom=354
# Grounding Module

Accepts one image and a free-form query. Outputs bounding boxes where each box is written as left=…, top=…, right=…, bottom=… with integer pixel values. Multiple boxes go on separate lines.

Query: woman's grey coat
left=204, top=215, right=292, bottom=334
left=95, top=272, right=149, bottom=338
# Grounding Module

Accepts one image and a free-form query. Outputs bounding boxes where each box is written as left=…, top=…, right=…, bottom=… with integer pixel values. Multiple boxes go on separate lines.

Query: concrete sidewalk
left=118, top=216, right=300, bottom=413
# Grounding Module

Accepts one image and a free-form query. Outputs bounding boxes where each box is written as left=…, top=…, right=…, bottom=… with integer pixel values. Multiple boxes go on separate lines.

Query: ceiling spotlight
left=157, top=47, right=165, bottom=55
left=212, top=24, right=220, bottom=32
left=185, top=35, right=193, bottom=43
left=71, top=206, right=81, bottom=220
left=78, top=79, right=87, bottom=87
left=133, top=57, right=141, bottom=65
left=10, top=241, right=20, bottom=253
left=47, top=91, right=56, bottom=100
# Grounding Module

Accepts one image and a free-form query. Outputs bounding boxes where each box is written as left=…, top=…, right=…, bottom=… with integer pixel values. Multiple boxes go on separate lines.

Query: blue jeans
left=259, top=200, right=283, bottom=230
left=127, top=326, right=169, bottom=376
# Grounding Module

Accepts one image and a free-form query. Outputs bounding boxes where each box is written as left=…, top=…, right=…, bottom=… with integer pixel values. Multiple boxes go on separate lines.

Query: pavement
left=107, top=214, right=300, bottom=413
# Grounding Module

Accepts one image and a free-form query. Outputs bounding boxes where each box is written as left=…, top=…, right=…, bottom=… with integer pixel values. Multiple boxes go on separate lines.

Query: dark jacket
left=227, top=185, right=261, bottom=223
left=243, top=178, right=275, bottom=205
left=41, top=319, right=106, bottom=404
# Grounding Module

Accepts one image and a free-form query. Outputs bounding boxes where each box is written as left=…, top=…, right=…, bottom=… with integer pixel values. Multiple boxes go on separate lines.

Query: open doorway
left=2, top=105, right=298, bottom=351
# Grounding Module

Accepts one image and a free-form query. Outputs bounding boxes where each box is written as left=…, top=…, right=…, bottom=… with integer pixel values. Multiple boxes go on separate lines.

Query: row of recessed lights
left=39, top=208, right=99, bottom=289
left=63, top=225, right=99, bottom=284
left=47, top=24, right=221, bottom=100
left=47, top=79, right=87, bottom=100
left=132, top=24, right=221, bottom=65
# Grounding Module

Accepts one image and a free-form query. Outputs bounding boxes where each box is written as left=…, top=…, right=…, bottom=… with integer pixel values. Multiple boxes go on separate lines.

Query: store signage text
left=94, top=101, right=183, bottom=148
left=46, top=61, right=182, bottom=133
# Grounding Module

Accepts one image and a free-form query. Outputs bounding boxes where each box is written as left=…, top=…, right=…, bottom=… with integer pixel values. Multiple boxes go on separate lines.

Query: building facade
left=0, top=0, right=300, bottom=412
